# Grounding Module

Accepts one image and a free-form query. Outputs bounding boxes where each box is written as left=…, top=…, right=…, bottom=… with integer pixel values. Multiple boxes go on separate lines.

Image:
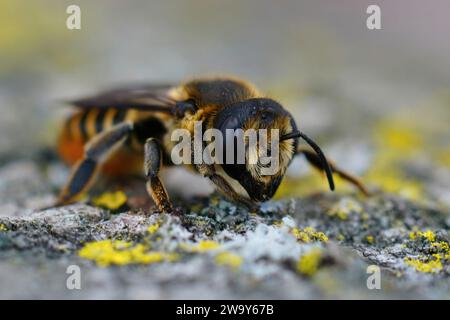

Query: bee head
left=214, top=98, right=298, bottom=202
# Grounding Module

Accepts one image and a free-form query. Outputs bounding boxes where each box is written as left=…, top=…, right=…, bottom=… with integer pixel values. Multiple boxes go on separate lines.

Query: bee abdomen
left=64, top=109, right=128, bottom=141
left=58, top=108, right=131, bottom=166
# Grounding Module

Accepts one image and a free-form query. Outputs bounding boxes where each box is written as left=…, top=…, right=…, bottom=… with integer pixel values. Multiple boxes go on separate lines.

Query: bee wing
left=69, top=84, right=178, bottom=114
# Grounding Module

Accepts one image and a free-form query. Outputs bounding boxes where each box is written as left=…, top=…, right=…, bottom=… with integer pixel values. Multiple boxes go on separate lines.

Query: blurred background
left=1, top=0, right=450, bottom=208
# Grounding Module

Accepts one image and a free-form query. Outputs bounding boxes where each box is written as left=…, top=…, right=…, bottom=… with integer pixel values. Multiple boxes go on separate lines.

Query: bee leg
left=196, top=163, right=258, bottom=210
left=296, top=146, right=371, bottom=196
left=56, top=122, right=134, bottom=206
left=144, top=138, right=173, bottom=213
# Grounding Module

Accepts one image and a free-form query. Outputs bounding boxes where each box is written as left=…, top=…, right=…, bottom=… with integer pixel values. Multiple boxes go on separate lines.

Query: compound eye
left=221, top=116, right=240, bottom=131
left=216, top=115, right=247, bottom=181
left=218, top=115, right=242, bottom=155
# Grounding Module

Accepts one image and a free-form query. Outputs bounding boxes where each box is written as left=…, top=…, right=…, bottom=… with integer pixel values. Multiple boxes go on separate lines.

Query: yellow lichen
left=190, top=204, right=203, bottom=213
left=405, top=229, right=449, bottom=271
left=0, top=224, right=7, bottom=232
left=147, top=223, right=160, bottom=234
left=78, top=240, right=178, bottom=267
left=92, top=191, right=127, bottom=210
left=328, top=198, right=363, bottom=220
left=421, top=230, right=436, bottom=242
left=215, top=251, right=243, bottom=270
left=297, top=248, right=322, bottom=276
left=404, top=256, right=443, bottom=273
left=431, top=241, right=449, bottom=252
left=209, top=196, right=220, bottom=207
left=292, top=228, right=311, bottom=243
left=409, top=230, right=436, bottom=242
left=181, top=240, right=221, bottom=253
left=429, top=241, right=450, bottom=261
left=292, top=227, right=328, bottom=243
left=272, top=220, right=284, bottom=227
left=366, top=236, right=374, bottom=244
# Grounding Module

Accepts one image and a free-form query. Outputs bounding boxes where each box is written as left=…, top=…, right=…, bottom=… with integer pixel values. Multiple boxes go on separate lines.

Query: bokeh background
left=1, top=0, right=450, bottom=207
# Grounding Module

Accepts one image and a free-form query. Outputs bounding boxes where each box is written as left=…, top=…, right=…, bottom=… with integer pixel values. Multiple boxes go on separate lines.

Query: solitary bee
left=56, top=76, right=369, bottom=212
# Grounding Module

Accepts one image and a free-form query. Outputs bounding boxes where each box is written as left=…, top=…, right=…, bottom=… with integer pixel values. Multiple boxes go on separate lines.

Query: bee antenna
left=281, top=131, right=335, bottom=191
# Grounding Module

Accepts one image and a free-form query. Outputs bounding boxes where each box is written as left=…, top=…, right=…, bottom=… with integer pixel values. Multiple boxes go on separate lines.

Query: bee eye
left=222, top=116, right=239, bottom=131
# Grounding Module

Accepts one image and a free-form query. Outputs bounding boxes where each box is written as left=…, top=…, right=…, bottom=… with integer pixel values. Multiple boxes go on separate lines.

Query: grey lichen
left=0, top=162, right=449, bottom=299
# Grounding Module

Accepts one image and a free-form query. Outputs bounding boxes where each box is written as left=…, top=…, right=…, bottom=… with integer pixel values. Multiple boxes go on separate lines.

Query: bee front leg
left=144, top=138, right=173, bottom=213
left=56, top=122, right=134, bottom=206
left=296, top=146, right=370, bottom=196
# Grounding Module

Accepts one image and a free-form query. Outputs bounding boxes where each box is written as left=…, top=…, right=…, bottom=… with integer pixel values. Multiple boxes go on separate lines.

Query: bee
left=56, top=76, right=369, bottom=212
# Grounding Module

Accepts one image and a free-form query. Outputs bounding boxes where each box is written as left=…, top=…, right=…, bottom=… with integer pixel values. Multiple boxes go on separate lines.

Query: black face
left=214, top=98, right=298, bottom=201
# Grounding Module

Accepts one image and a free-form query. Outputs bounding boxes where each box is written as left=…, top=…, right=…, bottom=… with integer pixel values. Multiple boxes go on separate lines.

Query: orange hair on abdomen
left=57, top=111, right=143, bottom=177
